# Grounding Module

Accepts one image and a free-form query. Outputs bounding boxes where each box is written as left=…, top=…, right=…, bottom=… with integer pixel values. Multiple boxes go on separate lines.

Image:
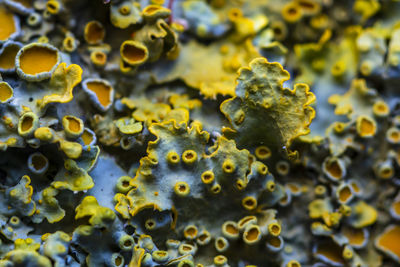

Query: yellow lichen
left=19, top=45, right=58, bottom=75
left=0, top=6, right=17, bottom=41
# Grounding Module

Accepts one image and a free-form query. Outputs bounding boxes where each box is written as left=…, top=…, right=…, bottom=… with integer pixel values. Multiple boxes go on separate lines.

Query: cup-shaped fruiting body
left=210, top=183, right=221, bottom=194
left=336, top=183, right=354, bottom=204
left=268, top=222, right=281, bottom=237
left=46, top=0, right=62, bottom=15
left=119, top=136, right=133, bottom=150
left=276, top=160, right=290, bottom=176
left=342, top=245, right=354, bottom=261
left=0, top=5, right=20, bottom=43
left=80, top=128, right=96, bottom=147
left=323, top=157, right=346, bottom=181
left=373, top=100, right=390, bottom=118
left=221, top=158, right=235, bottom=174
left=197, top=230, right=212, bottom=246
left=286, top=183, right=302, bottom=196
left=374, top=159, right=394, bottom=180
left=242, top=196, right=257, bottom=211
left=214, top=255, right=228, bottom=266
left=266, top=180, right=276, bottom=192
left=184, top=225, right=198, bottom=240
left=282, top=2, right=302, bottom=23
left=238, top=216, right=257, bottom=231
left=62, top=115, right=84, bottom=139
left=152, top=250, right=169, bottom=263
left=0, top=41, right=22, bottom=73
left=314, top=185, right=327, bottom=197
left=356, top=115, right=377, bottom=138
left=257, top=163, right=268, bottom=176
left=342, top=226, right=368, bottom=249
left=115, top=176, right=133, bottom=194
left=34, top=127, right=53, bottom=142
left=177, top=259, right=195, bottom=267
left=27, top=152, right=49, bottom=175
left=375, top=225, right=400, bottom=263
left=118, top=235, right=134, bottom=251
left=178, top=243, right=196, bottom=255
left=84, top=21, right=105, bottom=45
left=166, top=150, right=180, bottom=165
left=243, top=225, right=262, bottom=245
left=266, top=235, right=284, bottom=252
left=59, top=140, right=82, bottom=159
left=120, top=40, right=148, bottom=66
left=222, top=221, right=239, bottom=240
left=182, top=150, right=197, bottom=165
left=141, top=218, right=156, bottom=231
left=111, top=253, right=124, bottom=267
left=16, top=43, right=60, bottom=82
left=63, top=35, right=78, bottom=53
left=314, top=240, right=347, bottom=266
left=387, top=127, right=400, bottom=144
left=18, top=112, right=39, bottom=138
left=215, top=236, right=229, bottom=252
left=174, top=181, right=190, bottom=197
left=0, top=81, right=13, bottom=103
left=348, top=180, right=362, bottom=197
left=270, top=21, right=288, bottom=41
left=286, top=260, right=301, bottom=267
left=201, top=170, right=214, bottom=184
left=82, top=78, right=114, bottom=112
left=8, top=216, right=20, bottom=227
left=90, top=51, right=107, bottom=67
left=26, top=12, right=42, bottom=27
left=295, top=0, right=321, bottom=16
left=279, top=188, right=292, bottom=207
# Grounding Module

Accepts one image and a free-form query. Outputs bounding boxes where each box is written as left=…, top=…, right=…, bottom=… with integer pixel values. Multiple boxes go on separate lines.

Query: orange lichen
left=0, top=6, right=17, bottom=41
left=324, top=158, right=343, bottom=180
left=81, top=130, right=93, bottom=145
left=338, top=185, right=352, bottom=203
left=238, top=216, right=257, bottom=230
left=84, top=21, right=105, bottom=45
left=356, top=115, right=376, bottom=137
left=224, top=222, right=239, bottom=236
left=373, top=100, right=390, bottom=117
left=66, top=117, right=81, bottom=133
left=0, top=82, right=13, bottom=102
left=315, top=241, right=345, bottom=265
left=85, top=81, right=112, bottom=108
left=90, top=51, right=107, bottom=66
left=268, top=236, right=282, bottom=248
left=19, top=46, right=58, bottom=75
left=376, top=225, right=400, bottom=261
left=342, top=227, right=366, bottom=247
left=120, top=40, right=148, bottom=66
left=184, top=225, right=198, bottom=239
left=0, top=44, right=20, bottom=70
left=243, top=225, right=261, bottom=244
left=392, top=202, right=400, bottom=216
left=21, top=116, right=33, bottom=132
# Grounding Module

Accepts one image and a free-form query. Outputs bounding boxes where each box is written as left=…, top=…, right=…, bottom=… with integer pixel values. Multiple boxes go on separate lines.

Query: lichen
left=0, top=0, right=400, bottom=266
